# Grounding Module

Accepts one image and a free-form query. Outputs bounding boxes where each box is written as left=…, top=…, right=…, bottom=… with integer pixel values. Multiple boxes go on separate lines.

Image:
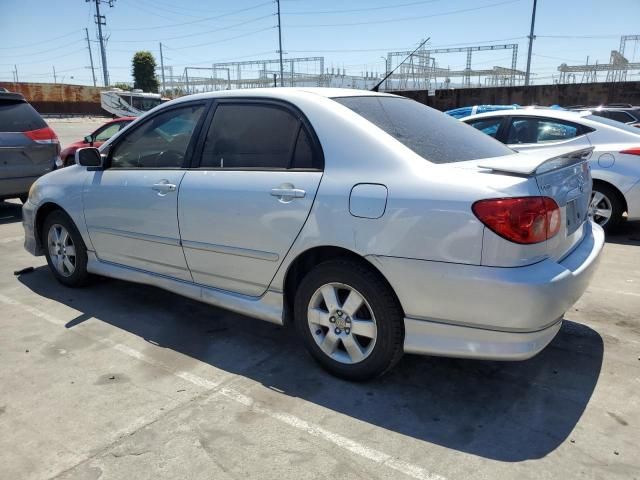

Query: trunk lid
left=459, top=146, right=594, bottom=263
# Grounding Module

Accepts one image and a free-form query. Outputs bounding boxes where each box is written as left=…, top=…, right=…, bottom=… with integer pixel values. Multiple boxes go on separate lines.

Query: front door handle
left=152, top=180, right=177, bottom=195
left=270, top=187, right=306, bottom=201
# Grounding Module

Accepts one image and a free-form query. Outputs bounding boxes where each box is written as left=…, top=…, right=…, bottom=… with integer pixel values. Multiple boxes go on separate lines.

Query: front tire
left=42, top=210, right=91, bottom=287
left=294, top=259, right=404, bottom=381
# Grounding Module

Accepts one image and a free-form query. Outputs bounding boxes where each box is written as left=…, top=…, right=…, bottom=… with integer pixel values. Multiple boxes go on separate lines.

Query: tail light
left=620, top=147, right=640, bottom=156
left=472, top=196, right=560, bottom=244
left=23, top=127, right=59, bottom=145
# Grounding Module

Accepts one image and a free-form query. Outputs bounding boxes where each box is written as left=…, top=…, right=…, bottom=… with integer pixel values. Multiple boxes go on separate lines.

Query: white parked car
left=23, top=89, right=604, bottom=380
left=462, top=108, right=640, bottom=231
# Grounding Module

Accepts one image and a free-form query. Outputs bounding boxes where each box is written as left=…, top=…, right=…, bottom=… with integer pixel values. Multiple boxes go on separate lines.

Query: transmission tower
left=87, top=0, right=115, bottom=87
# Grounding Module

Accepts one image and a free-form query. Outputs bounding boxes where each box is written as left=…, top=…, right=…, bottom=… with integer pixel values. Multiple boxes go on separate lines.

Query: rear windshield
left=0, top=101, right=46, bottom=132
left=333, top=96, right=513, bottom=163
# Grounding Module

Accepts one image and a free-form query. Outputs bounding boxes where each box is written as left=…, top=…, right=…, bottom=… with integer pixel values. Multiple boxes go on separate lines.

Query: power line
left=0, top=31, right=80, bottom=50
left=285, top=0, right=448, bottom=15
left=110, top=14, right=273, bottom=43
left=0, top=39, right=83, bottom=59
left=162, top=26, right=274, bottom=51
left=286, top=0, right=524, bottom=28
left=110, top=0, right=272, bottom=31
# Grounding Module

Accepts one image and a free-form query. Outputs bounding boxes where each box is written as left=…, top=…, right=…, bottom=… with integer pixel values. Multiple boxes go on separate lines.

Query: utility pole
left=14, top=65, right=19, bottom=83
left=87, top=0, right=115, bottom=87
left=85, top=27, right=97, bottom=87
left=159, top=42, right=166, bottom=95
left=53, top=66, right=57, bottom=84
left=524, top=0, right=537, bottom=86
left=276, top=0, right=284, bottom=86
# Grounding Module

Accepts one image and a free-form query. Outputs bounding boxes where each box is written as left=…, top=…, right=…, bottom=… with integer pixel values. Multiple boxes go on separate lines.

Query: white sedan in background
left=462, top=109, right=640, bottom=230
left=23, top=89, right=603, bottom=380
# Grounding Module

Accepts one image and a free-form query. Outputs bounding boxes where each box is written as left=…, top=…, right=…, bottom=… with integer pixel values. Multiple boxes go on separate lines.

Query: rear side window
left=0, top=101, right=46, bottom=132
left=606, top=111, right=635, bottom=123
left=506, top=117, right=586, bottom=144
left=201, top=103, right=321, bottom=169
left=334, top=96, right=513, bottom=163
left=466, top=117, right=503, bottom=138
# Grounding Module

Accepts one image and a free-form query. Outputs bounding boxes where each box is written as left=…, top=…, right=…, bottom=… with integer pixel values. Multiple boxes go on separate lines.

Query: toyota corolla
left=23, top=88, right=604, bottom=380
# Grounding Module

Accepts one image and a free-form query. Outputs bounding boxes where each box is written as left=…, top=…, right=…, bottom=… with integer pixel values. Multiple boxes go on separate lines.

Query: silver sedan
left=23, top=88, right=604, bottom=380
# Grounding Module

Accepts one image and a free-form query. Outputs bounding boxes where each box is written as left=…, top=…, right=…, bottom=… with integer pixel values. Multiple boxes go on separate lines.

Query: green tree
left=111, top=82, right=131, bottom=91
left=132, top=51, right=159, bottom=93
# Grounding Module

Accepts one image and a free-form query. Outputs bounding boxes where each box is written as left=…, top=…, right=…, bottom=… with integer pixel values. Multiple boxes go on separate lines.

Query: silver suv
left=0, top=91, right=58, bottom=202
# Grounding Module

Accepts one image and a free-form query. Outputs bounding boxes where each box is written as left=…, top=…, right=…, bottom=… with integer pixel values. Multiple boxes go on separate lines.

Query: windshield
left=586, top=114, right=640, bottom=135
left=333, top=96, right=513, bottom=163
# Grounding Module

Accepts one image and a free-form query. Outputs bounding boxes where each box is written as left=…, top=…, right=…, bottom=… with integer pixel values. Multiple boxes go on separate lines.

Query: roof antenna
left=371, top=37, right=430, bottom=92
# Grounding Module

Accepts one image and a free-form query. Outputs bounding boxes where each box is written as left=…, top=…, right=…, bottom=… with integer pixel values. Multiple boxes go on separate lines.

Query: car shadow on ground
left=18, top=267, right=603, bottom=463
left=606, top=220, right=640, bottom=246
left=0, top=201, right=22, bottom=225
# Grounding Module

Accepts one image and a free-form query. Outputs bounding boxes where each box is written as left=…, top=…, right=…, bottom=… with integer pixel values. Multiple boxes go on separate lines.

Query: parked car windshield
left=333, top=96, right=514, bottom=163
left=586, top=114, right=640, bottom=135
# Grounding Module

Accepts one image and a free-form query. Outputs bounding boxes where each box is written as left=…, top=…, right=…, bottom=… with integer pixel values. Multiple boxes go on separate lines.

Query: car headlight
left=28, top=182, right=37, bottom=201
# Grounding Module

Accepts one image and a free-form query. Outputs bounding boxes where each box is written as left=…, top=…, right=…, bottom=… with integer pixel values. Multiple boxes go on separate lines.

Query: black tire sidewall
left=42, top=210, right=90, bottom=287
left=593, top=183, right=623, bottom=232
left=294, top=259, right=404, bottom=381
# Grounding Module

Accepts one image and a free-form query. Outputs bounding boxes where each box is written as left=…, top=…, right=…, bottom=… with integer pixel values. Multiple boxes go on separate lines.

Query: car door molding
left=87, top=225, right=181, bottom=246
left=181, top=239, right=279, bottom=262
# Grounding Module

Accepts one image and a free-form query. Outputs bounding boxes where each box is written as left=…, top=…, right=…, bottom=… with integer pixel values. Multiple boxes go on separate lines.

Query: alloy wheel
left=47, top=224, right=76, bottom=277
left=307, top=282, right=377, bottom=364
left=590, top=190, right=613, bottom=227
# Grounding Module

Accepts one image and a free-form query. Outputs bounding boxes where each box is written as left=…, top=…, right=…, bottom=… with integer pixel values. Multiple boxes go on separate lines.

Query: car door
left=503, top=116, right=592, bottom=152
left=178, top=100, right=323, bottom=296
left=82, top=102, right=207, bottom=280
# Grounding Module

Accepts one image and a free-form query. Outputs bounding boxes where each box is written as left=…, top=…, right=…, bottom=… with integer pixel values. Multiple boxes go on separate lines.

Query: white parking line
left=0, top=292, right=446, bottom=480
left=0, top=236, right=23, bottom=244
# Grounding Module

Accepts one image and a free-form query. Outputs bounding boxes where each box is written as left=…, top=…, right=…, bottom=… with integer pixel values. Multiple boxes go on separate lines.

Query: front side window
left=200, top=103, right=320, bottom=169
left=334, top=96, right=513, bottom=163
left=506, top=117, right=581, bottom=144
left=110, top=104, right=204, bottom=168
left=466, top=118, right=503, bottom=138
left=94, top=123, right=121, bottom=142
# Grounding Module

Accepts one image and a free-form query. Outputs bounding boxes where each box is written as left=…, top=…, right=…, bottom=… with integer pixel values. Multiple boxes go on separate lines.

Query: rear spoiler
left=478, top=146, right=594, bottom=176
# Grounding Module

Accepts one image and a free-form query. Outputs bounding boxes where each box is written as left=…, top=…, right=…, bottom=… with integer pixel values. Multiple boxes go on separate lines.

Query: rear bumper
left=369, top=221, right=605, bottom=360
left=625, top=179, right=640, bottom=220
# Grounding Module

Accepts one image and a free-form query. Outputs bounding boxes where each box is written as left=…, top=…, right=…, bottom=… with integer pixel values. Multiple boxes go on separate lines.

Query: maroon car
left=59, top=117, right=135, bottom=167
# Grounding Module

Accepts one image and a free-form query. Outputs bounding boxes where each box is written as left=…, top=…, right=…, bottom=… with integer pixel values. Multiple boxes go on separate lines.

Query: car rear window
left=586, top=114, right=640, bottom=135
left=333, top=96, right=513, bottom=163
left=0, top=100, right=46, bottom=132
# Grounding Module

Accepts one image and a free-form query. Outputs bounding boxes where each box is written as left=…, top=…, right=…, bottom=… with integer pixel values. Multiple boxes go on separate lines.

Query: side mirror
left=83, top=135, right=94, bottom=145
left=76, top=147, right=103, bottom=168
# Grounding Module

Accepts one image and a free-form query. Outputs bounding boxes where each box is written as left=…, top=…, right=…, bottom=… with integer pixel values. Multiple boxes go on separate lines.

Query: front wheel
left=42, top=210, right=91, bottom=287
left=294, top=259, right=404, bottom=381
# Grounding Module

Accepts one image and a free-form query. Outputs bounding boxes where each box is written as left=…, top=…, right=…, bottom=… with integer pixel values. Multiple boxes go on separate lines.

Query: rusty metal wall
left=396, top=81, right=640, bottom=111
left=0, top=82, right=104, bottom=115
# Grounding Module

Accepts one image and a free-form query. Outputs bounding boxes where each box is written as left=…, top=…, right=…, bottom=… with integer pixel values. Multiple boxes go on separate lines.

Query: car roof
left=0, top=91, right=26, bottom=103
left=461, top=108, right=593, bottom=122
left=170, top=87, right=400, bottom=104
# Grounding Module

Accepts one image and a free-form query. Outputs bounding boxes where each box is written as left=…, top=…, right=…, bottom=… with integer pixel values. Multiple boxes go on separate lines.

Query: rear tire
left=590, top=183, right=624, bottom=232
left=294, top=259, right=404, bottom=381
left=42, top=210, right=91, bottom=287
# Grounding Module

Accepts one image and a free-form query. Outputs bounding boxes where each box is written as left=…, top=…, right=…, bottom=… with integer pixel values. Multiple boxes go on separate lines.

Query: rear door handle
left=270, top=188, right=306, bottom=199
left=152, top=180, right=177, bottom=195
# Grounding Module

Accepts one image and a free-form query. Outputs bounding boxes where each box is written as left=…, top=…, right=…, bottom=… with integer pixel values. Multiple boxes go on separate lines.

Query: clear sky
left=1, top=0, right=639, bottom=86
